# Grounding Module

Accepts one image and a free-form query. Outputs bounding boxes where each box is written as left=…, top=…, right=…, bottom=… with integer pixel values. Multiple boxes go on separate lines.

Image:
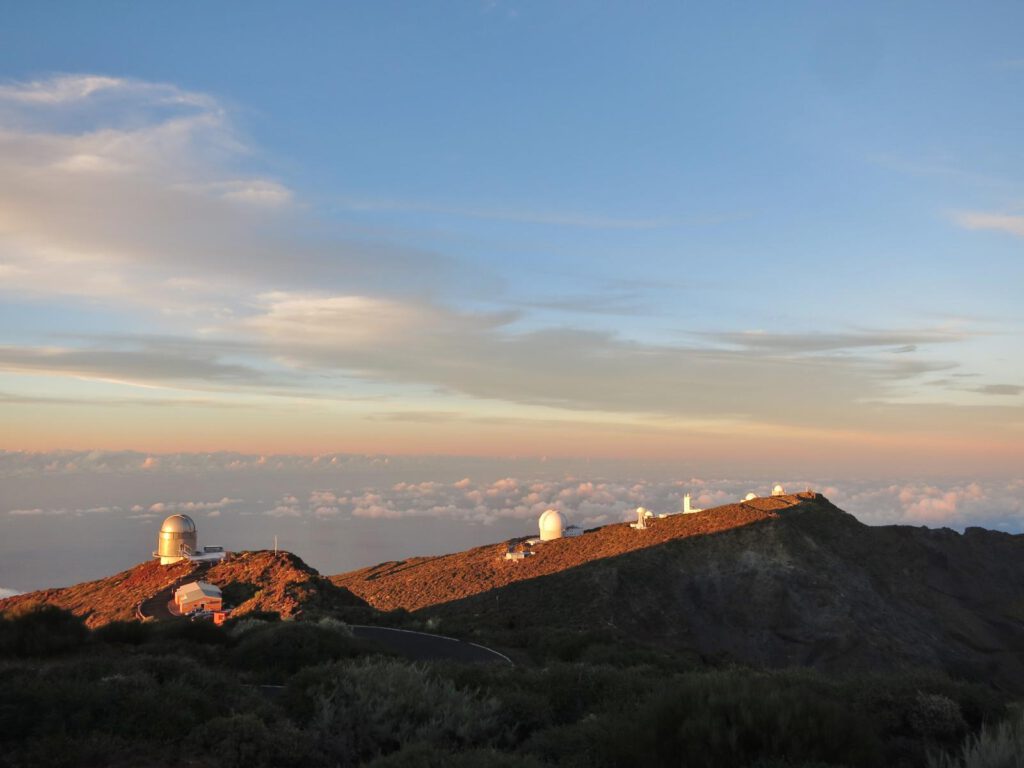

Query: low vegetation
left=0, top=604, right=1016, bottom=768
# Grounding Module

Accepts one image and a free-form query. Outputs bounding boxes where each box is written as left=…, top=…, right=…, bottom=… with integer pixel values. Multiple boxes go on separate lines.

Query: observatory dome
left=156, top=514, right=198, bottom=565
left=743, top=492, right=758, bottom=502
left=538, top=509, right=565, bottom=541
left=771, top=484, right=785, bottom=497
left=160, top=514, right=197, bottom=534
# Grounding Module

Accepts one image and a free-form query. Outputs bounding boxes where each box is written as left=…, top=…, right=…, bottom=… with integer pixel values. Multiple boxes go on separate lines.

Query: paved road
left=350, top=625, right=512, bottom=665
left=137, top=576, right=511, bottom=664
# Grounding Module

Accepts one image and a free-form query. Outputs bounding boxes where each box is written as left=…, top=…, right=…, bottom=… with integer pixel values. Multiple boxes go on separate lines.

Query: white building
left=538, top=509, right=565, bottom=540
left=174, top=581, right=222, bottom=614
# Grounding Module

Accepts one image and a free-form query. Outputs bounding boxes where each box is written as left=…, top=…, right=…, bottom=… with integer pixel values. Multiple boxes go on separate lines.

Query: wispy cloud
left=334, top=196, right=735, bottom=230
left=0, top=74, right=450, bottom=312
left=972, top=384, right=1023, bottom=396
left=952, top=210, right=1024, bottom=238
left=700, top=329, right=969, bottom=354
left=0, top=344, right=274, bottom=389
left=0, top=74, right=211, bottom=107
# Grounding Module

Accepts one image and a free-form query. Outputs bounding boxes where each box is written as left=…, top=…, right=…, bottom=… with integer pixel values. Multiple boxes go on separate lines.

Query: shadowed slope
left=331, top=493, right=806, bottom=612
left=424, top=498, right=1024, bottom=690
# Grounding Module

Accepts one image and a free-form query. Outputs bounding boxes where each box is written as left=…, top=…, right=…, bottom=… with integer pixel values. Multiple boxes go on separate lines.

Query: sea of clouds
left=1, top=451, right=1021, bottom=593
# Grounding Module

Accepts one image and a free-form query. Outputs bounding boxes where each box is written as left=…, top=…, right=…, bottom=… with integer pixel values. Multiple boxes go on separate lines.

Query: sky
left=1, top=3, right=1023, bottom=590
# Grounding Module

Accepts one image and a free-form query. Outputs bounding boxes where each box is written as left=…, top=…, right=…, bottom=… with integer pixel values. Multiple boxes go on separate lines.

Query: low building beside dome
left=174, top=581, right=222, bottom=614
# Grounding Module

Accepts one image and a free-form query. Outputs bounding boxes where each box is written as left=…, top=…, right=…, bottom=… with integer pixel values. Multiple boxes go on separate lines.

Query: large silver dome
left=156, top=514, right=198, bottom=564
left=160, top=514, right=196, bottom=534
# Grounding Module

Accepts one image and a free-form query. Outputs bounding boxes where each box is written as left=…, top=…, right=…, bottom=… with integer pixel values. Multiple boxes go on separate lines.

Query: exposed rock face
left=334, top=494, right=1024, bottom=690
left=205, top=550, right=367, bottom=618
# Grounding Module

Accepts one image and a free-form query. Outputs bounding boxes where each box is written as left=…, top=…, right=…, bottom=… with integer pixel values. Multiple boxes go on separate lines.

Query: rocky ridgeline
left=7, top=493, right=1024, bottom=691
left=0, top=550, right=365, bottom=627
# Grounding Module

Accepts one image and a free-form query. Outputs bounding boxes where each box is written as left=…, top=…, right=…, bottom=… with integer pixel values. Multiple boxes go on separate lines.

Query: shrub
left=0, top=605, right=88, bottom=657
left=191, top=713, right=312, bottom=768
left=524, top=668, right=882, bottom=768
left=365, top=742, right=546, bottom=767
left=150, top=616, right=228, bottom=646
left=288, top=658, right=504, bottom=763
left=228, top=621, right=373, bottom=680
left=928, top=709, right=1024, bottom=768
left=92, top=620, right=152, bottom=645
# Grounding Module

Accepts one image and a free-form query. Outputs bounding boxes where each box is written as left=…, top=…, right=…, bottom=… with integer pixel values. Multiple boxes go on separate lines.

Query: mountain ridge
left=7, top=492, right=1024, bottom=691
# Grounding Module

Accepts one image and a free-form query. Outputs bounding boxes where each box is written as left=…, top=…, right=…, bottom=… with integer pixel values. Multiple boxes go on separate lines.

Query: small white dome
left=771, top=484, right=785, bottom=496
left=743, top=492, right=758, bottom=501
left=160, top=514, right=196, bottom=534
left=538, top=509, right=564, bottom=541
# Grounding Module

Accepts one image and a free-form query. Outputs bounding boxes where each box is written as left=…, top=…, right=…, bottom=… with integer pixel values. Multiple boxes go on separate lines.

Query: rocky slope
left=0, top=550, right=365, bottom=627
left=334, top=493, right=1024, bottom=690
left=8, top=492, right=1024, bottom=691
left=331, top=493, right=800, bottom=611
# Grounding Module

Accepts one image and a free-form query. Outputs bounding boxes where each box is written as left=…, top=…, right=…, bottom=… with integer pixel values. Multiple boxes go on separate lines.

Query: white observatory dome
left=743, top=492, right=758, bottom=502
left=156, top=514, right=198, bottom=565
left=538, top=508, right=565, bottom=541
left=771, top=484, right=785, bottom=497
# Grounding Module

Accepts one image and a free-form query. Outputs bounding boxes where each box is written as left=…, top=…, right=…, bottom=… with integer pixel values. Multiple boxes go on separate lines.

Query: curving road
left=350, top=625, right=512, bottom=665
left=137, top=586, right=510, bottom=664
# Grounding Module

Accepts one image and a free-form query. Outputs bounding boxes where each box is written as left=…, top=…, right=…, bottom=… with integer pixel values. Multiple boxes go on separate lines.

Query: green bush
left=928, top=709, right=1024, bottom=768
left=190, top=713, right=312, bottom=768
left=0, top=605, right=88, bottom=657
left=287, top=658, right=504, bottom=763
left=524, top=668, right=882, bottom=768
left=228, top=621, right=375, bottom=680
left=150, top=616, right=228, bottom=646
left=365, top=742, right=547, bottom=767
left=92, top=619, right=152, bottom=645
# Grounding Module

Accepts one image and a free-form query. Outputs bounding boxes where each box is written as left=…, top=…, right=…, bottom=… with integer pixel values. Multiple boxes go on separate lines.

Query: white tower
left=538, top=509, right=564, bottom=541
left=682, top=494, right=703, bottom=514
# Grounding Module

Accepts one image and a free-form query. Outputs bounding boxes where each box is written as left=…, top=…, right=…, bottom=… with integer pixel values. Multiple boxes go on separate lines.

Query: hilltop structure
left=538, top=509, right=565, bottom=540
left=174, top=580, right=222, bottom=614
left=153, top=514, right=226, bottom=565
left=683, top=493, right=702, bottom=514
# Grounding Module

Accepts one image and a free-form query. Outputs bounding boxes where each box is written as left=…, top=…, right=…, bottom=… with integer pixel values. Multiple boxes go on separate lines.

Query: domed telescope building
left=154, top=514, right=226, bottom=565
left=538, top=508, right=565, bottom=541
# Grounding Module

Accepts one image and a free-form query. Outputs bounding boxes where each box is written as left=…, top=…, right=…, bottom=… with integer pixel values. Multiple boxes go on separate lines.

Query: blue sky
left=0, top=2, right=1021, bottom=472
